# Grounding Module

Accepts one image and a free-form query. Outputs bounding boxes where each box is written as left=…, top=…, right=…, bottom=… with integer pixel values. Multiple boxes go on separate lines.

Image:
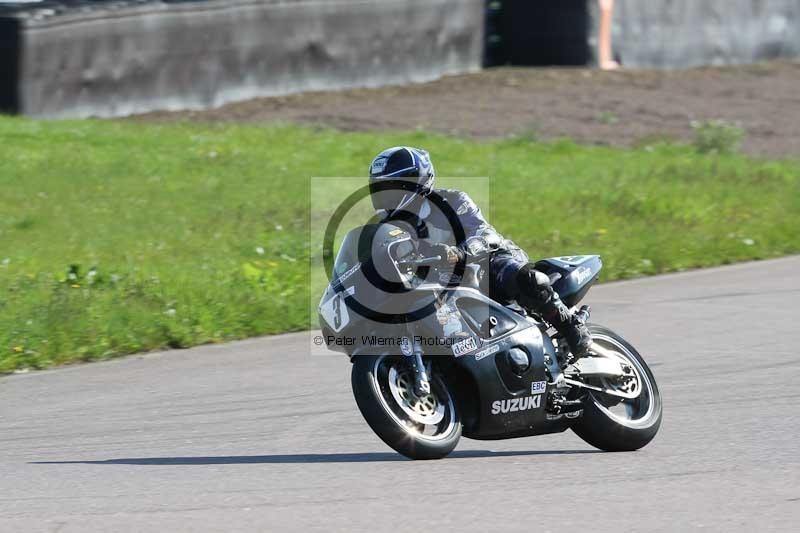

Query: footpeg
left=547, top=394, right=584, bottom=415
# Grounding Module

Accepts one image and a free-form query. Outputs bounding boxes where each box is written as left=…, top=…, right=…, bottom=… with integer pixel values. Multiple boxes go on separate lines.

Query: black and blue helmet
left=368, top=147, right=435, bottom=216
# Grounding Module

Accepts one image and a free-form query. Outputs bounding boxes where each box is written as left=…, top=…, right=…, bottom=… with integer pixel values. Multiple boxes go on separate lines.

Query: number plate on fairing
left=320, top=288, right=352, bottom=332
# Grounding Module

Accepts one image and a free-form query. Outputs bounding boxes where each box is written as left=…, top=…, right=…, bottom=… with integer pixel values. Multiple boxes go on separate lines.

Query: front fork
left=403, top=327, right=431, bottom=396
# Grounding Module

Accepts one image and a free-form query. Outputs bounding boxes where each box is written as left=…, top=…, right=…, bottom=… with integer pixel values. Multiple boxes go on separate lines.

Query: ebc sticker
left=530, top=381, right=547, bottom=395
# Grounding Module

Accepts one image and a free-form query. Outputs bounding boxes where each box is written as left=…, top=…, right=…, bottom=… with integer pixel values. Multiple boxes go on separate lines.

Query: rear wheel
left=351, top=354, right=461, bottom=460
left=571, top=325, right=662, bottom=451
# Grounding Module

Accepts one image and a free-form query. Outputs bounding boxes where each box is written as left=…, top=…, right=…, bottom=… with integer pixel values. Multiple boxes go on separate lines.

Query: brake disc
left=388, top=366, right=445, bottom=425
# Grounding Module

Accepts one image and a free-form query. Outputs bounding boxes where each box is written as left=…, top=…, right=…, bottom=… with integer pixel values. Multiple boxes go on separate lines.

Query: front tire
left=351, top=354, right=461, bottom=460
left=571, top=325, right=662, bottom=452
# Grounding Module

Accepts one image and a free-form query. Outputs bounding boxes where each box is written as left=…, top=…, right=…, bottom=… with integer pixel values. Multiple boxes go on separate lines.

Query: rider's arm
left=424, top=191, right=504, bottom=265
left=450, top=192, right=504, bottom=261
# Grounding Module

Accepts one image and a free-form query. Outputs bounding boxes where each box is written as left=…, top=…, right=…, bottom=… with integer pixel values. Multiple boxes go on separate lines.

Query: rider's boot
left=516, top=265, right=592, bottom=358
left=541, top=297, right=592, bottom=358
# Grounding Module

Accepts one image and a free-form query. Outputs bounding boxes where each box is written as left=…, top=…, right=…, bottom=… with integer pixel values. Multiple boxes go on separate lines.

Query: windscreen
left=332, top=223, right=412, bottom=280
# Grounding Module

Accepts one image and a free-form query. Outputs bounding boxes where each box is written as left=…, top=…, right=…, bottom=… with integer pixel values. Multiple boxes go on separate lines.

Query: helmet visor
left=369, top=179, right=422, bottom=215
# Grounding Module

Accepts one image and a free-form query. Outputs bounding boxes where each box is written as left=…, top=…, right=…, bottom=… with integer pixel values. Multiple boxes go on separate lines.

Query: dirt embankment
left=136, top=61, right=800, bottom=158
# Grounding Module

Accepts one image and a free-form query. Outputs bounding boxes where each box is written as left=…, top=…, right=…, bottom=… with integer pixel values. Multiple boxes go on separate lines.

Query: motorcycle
left=319, top=222, right=662, bottom=460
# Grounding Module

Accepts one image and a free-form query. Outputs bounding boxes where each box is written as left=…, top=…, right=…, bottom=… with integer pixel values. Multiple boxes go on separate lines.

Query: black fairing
left=534, top=255, right=602, bottom=307
left=319, top=225, right=590, bottom=439
left=392, top=287, right=573, bottom=440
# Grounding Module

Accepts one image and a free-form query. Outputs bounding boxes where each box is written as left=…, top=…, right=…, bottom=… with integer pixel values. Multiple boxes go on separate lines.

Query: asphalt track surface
left=1, top=257, right=799, bottom=532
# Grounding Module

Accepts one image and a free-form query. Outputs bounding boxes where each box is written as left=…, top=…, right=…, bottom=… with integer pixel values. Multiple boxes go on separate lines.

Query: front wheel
left=571, top=325, right=662, bottom=452
left=351, top=354, right=461, bottom=460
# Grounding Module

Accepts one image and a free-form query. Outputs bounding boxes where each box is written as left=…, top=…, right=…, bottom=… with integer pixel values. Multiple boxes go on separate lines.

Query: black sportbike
left=319, top=223, right=662, bottom=459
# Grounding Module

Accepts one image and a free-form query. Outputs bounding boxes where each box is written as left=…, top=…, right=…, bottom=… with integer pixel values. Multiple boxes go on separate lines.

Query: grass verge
left=1, top=118, right=798, bottom=371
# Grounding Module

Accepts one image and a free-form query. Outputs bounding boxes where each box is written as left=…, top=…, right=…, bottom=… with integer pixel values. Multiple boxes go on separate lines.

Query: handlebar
left=396, top=255, right=443, bottom=267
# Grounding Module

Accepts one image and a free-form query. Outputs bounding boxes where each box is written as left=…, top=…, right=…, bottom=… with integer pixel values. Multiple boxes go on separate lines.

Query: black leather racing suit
left=386, top=187, right=591, bottom=354
left=395, top=188, right=565, bottom=317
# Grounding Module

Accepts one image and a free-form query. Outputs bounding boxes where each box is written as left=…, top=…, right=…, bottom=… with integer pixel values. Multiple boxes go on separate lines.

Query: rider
left=368, top=146, right=592, bottom=357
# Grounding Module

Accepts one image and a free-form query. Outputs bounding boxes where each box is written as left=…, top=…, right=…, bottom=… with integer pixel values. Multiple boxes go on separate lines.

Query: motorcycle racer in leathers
left=368, top=146, right=593, bottom=357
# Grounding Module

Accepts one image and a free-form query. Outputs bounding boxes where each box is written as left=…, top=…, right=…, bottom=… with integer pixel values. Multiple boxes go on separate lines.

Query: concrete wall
left=8, top=0, right=484, bottom=118
left=593, top=0, right=800, bottom=67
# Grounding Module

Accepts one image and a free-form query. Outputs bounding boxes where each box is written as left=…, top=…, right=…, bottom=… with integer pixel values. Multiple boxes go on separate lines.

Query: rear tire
left=572, top=325, right=662, bottom=452
left=351, top=354, right=461, bottom=460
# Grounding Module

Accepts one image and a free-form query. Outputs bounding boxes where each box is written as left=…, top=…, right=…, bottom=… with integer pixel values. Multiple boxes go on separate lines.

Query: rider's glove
left=429, top=243, right=465, bottom=265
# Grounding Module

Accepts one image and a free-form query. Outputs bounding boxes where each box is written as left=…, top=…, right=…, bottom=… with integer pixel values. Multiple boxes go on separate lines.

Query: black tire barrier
left=0, top=16, right=20, bottom=113
left=483, top=0, right=591, bottom=67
